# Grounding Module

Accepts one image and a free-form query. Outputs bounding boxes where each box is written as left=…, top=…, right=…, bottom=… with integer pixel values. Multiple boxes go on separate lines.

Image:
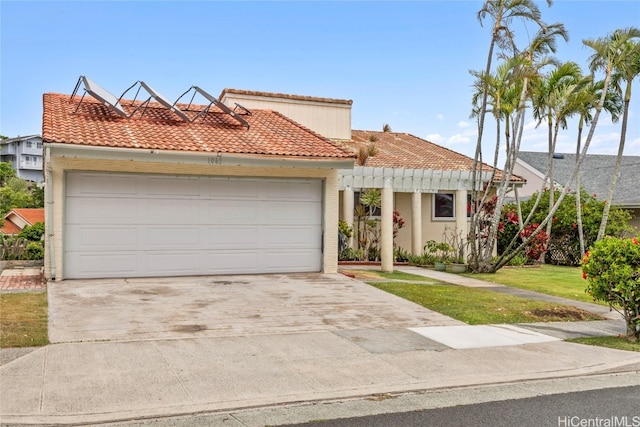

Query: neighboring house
left=42, top=81, right=354, bottom=280
left=221, top=89, right=523, bottom=268
left=0, top=208, right=45, bottom=235
left=514, top=152, right=640, bottom=233
left=0, top=135, right=44, bottom=182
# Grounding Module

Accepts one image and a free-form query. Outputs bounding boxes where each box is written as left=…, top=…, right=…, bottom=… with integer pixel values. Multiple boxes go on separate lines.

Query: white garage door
left=64, top=172, right=323, bottom=279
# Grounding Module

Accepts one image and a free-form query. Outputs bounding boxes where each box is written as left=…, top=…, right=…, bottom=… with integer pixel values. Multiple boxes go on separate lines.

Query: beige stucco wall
left=512, top=161, right=546, bottom=198
left=339, top=190, right=463, bottom=255
left=45, top=155, right=339, bottom=280
left=220, top=94, right=352, bottom=141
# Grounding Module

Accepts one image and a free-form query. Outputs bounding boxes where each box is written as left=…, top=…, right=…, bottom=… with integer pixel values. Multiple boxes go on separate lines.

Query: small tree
left=582, top=236, right=640, bottom=341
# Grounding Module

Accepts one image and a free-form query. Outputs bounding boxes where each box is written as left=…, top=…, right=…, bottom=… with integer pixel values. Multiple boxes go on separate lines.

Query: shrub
left=18, top=222, right=45, bottom=242
left=500, top=190, right=632, bottom=265
left=582, top=236, right=640, bottom=341
left=23, top=242, right=44, bottom=260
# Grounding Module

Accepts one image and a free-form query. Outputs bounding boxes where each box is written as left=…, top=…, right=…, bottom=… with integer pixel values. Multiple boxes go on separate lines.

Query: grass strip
left=368, top=281, right=603, bottom=324
left=567, top=336, right=640, bottom=352
left=463, top=265, right=605, bottom=305
left=0, top=292, right=49, bottom=348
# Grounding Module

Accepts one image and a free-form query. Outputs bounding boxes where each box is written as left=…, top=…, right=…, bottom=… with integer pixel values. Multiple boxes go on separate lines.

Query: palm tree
left=478, top=24, right=568, bottom=271
left=594, top=28, right=640, bottom=241
left=469, top=0, right=554, bottom=272
left=572, top=79, right=622, bottom=256
left=531, top=61, right=585, bottom=251
left=382, top=124, right=391, bottom=132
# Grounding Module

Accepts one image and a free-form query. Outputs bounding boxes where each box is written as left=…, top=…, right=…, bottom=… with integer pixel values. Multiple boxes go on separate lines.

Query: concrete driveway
left=48, top=273, right=462, bottom=343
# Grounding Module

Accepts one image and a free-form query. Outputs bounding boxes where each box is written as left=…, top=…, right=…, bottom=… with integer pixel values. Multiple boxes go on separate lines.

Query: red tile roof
left=340, top=130, right=524, bottom=182
left=1, top=209, right=44, bottom=234
left=11, top=209, right=45, bottom=225
left=0, top=220, right=21, bottom=235
left=42, top=93, right=354, bottom=159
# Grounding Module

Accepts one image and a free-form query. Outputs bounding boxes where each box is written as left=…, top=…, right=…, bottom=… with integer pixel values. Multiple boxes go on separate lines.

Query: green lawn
left=567, top=336, right=640, bottom=352
left=368, top=281, right=603, bottom=325
left=0, top=292, right=49, bottom=348
left=462, top=264, right=604, bottom=305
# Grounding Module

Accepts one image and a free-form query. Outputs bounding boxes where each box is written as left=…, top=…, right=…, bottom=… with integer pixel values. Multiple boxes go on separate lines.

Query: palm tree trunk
left=575, top=115, right=586, bottom=257
left=597, top=81, right=632, bottom=241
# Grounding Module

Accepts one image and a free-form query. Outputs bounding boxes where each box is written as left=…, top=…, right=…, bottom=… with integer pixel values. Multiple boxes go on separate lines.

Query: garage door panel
left=66, top=252, right=139, bottom=278
left=262, top=250, right=321, bottom=272
left=202, top=227, right=259, bottom=249
left=262, top=227, right=320, bottom=248
left=262, top=201, right=322, bottom=225
left=208, top=178, right=260, bottom=199
left=65, top=172, right=322, bottom=278
left=145, top=252, right=201, bottom=274
left=146, top=176, right=202, bottom=198
left=264, top=180, right=322, bottom=201
left=144, top=227, right=201, bottom=248
left=66, top=173, right=139, bottom=197
left=201, top=251, right=260, bottom=274
left=205, top=201, right=260, bottom=224
left=66, top=197, right=139, bottom=224
left=65, top=226, right=139, bottom=251
left=144, top=199, right=201, bottom=224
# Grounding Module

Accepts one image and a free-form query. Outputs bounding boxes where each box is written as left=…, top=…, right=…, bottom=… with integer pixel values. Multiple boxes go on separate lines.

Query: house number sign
left=208, top=153, right=223, bottom=165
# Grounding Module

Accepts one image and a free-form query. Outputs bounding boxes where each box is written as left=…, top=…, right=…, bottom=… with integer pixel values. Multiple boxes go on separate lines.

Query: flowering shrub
left=392, top=209, right=405, bottom=241
left=519, top=224, right=549, bottom=261
left=582, top=237, right=640, bottom=341
left=499, top=190, right=632, bottom=265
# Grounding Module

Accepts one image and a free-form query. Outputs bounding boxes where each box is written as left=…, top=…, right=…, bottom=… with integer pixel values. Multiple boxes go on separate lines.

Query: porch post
left=411, top=190, right=422, bottom=255
left=381, top=178, right=394, bottom=272
left=455, top=188, right=468, bottom=261
left=342, top=186, right=354, bottom=248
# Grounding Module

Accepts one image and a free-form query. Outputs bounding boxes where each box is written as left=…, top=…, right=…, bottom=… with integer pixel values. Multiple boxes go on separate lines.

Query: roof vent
left=552, top=153, right=565, bottom=159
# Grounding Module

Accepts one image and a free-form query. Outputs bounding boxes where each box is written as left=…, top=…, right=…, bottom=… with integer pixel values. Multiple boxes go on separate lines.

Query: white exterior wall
left=220, top=93, right=352, bottom=141
left=45, top=154, right=340, bottom=280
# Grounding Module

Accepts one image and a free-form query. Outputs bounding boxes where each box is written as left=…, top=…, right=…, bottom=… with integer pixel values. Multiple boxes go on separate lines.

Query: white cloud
left=446, top=134, right=471, bottom=145
left=436, top=114, right=445, bottom=120
left=425, top=133, right=445, bottom=144
left=457, top=120, right=470, bottom=128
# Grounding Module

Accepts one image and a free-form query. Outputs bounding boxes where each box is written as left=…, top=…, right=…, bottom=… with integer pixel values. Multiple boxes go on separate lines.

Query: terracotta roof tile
left=42, top=93, right=354, bottom=159
left=10, top=209, right=45, bottom=225
left=339, top=130, right=524, bottom=182
left=0, top=220, right=21, bottom=235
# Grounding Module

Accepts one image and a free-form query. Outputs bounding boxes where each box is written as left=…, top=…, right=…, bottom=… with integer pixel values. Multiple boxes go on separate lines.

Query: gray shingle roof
left=518, top=151, right=640, bottom=207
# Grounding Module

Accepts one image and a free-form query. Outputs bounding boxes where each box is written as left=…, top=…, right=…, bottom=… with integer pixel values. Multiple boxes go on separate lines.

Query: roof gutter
left=44, top=143, right=355, bottom=170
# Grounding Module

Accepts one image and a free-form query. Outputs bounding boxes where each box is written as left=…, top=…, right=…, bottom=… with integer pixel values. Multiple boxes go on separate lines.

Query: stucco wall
left=339, top=190, right=462, bottom=255
left=45, top=155, right=339, bottom=280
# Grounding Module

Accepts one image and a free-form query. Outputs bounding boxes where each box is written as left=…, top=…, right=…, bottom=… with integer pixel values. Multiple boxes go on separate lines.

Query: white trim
left=45, top=143, right=355, bottom=170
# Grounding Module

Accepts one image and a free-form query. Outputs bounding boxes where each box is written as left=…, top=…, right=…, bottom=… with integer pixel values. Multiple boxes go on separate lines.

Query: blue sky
left=1, top=1, right=639, bottom=161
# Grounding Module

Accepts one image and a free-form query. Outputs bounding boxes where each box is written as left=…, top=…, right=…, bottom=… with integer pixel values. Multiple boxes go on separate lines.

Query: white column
left=342, top=186, right=354, bottom=248
left=411, top=190, right=422, bottom=255
left=381, top=179, right=394, bottom=272
left=455, top=188, right=468, bottom=262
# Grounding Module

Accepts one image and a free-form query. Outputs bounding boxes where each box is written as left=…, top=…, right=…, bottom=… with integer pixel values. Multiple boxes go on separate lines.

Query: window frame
left=432, top=192, right=455, bottom=220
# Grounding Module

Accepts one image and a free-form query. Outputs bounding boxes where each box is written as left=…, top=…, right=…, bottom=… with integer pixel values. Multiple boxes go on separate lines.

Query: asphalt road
left=286, top=385, right=640, bottom=427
